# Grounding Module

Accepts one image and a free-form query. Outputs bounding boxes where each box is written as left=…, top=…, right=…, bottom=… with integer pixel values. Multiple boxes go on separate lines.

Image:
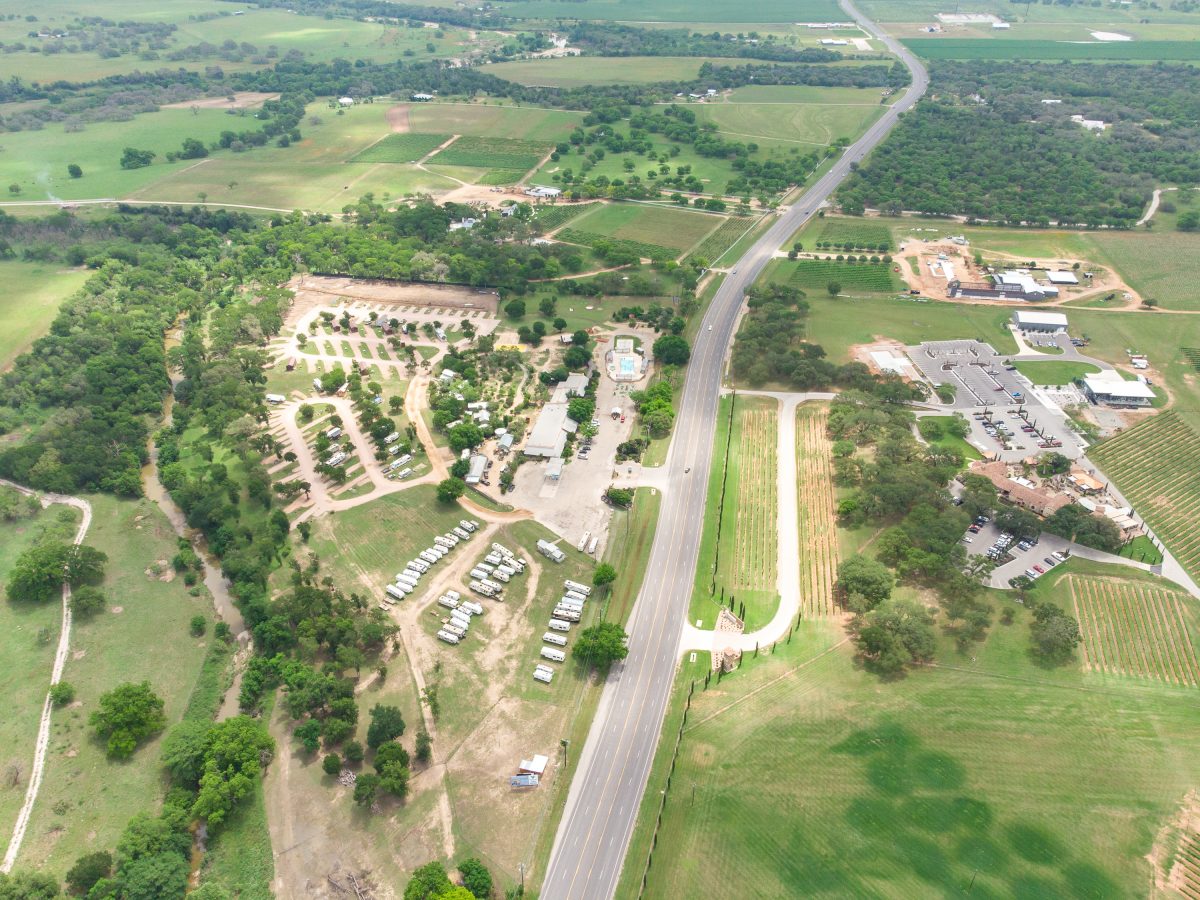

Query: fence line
left=638, top=679, right=695, bottom=898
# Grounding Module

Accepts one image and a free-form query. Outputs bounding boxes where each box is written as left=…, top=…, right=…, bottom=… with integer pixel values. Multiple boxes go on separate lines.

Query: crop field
left=350, top=133, right=451, bottom=163
left=1089, top=412, right=1200, bottom=584
left=407, top=104, right=583, bottom=142
left=903, top=38, right=1200, bottom=61
left=1086, top=231, right=1200, bottom=311
left=797, top=405, right=839, bottom=618
left=0, top=262, right=90, bottom=371
left=633, top=564, right=1200, bottom=899
left=1066, top=575, right=1200, bottom=688
left=811, top=218, right=894, bottom=251
left=730, top=403, right=778, bottom=594
left=569, top=203, right=723, bottom=253
left=783, top=259, right=901, bottom=294
left=688, top=216, right=754, bottom=264
left=427, top=135, right=549, bottom=175
left=485, top=56, right=723, bottom=87
left=556, top=229, right=676, bottom=262
left=471, top=0, right=843, bottom=23
left=533, top=202, right=599, bottom=232
left=863, top=0, right=1200, bottom=23
left=693, top=100, right=884, bottom=147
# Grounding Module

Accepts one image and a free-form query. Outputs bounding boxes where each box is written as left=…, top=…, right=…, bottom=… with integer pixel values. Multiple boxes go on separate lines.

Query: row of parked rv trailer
left=468, top=541, right=529, bottom=599
left=532, top=579, right=596, bottom=683
left=575, top=531, right=601, bottom=556
left=380, top=519, right=481, bottom=611
left=436, top=590, right=487, bottom=645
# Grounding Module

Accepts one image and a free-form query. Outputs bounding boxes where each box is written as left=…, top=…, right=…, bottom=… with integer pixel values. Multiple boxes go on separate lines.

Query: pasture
left=1089, top=411, right=1200, bottom=586
left=19, top=496, right=215, bottom=877
left=1066, top=575, right=1200, bottom=688
left=567, top=203, right=724, bottom=254
left=634, top=563, right=1200, bottom=899
left=692, top=99, right=884, bottom=147
left=484, top=56, right=720, bottom=87
left=0, top=262, right=90, bottom=371
left=796, top=404, right=840, bottom=618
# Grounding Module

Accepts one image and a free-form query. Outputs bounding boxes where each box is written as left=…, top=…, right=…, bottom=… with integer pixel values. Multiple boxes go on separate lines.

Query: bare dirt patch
left=285, top=275, right=499, bottom=331
left=386, top=104, right=411, bottom=133
left=164, top=92, right=279, bottom=111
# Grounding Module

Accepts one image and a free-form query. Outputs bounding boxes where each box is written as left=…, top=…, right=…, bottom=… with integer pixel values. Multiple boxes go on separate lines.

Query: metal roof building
left=1012, top=310, right=1069, bottom=332
left=1082, top=372, right=1155, bottom=407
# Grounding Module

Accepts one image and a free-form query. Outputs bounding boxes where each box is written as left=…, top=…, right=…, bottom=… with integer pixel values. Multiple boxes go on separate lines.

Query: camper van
left=542, top=632, right=567, bottom=647
left=540, top=647, right=566, bottom=663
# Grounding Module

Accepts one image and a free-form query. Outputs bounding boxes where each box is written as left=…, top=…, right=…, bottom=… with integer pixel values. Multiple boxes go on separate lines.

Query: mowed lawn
left=1011, top=360, right=1100, bottom=386
left=568, top=203, right=723, bottom=253
left=20, top=496, right=217, bottom=877
left=0, top=500, right=80, bottom=842
left=693, top=99, right=884, bottom=145
left=0, top=262, right=90, bottom=370
left=637, top=571, right=1200, bottom=898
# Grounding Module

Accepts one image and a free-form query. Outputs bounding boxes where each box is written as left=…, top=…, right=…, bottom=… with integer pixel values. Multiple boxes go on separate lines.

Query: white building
left=1046, top=270, right=1079, bottom=285
left=465, top=454, right=488, bottom=484
left=411, top=92, right=434, bottom=101
left=1071, top=115, right=1108, bottom=132
left=998, top=271, right=1059, bottom=300
left=338, top=97, right=354, bottom=106
left=1012, top=310, right=1069, bottom=332
left=1082, top=372, right=1155, bottom=407
left=525, top=186, right=562, bottom=199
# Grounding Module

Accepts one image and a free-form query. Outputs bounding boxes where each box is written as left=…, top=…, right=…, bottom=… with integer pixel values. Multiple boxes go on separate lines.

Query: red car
left=1033, top=564, right=1045, bottom=574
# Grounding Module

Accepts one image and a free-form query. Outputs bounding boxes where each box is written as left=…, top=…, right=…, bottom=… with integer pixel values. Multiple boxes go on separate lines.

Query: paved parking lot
left=962, top=521, right=1074, bottom=587
left=907, top=339, right=1086, bottom=461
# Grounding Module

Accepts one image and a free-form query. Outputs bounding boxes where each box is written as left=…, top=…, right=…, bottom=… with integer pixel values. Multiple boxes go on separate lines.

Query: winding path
left=0, top=481, right=92, bottom=874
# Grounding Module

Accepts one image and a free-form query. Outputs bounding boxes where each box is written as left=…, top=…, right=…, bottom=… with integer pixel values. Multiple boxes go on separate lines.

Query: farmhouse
left=411, top=92, right=434, bottom=101
left=1082, top=372, right=1155, bottom=408
left=525, top=186, right=562, bottom=199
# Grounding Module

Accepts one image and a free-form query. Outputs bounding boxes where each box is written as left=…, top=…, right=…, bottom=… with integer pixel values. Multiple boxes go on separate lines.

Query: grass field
left=864, top=0, right=1200, bottom=23
left=1012, top=360, right=1100, bottom=386
left=18, top=495, right=216, bottom=876
left=484, top=56, right=727, bottom=87
left=568, top=203, right=723, bottom=254
left=1089, top=411, right=1200, bottom=586
left=692, top=99, right=884, bottom=147
left=556, top=229, right=676, bottom=262
left=0, top=262, right=91, bottom=371
left=796, top=404, right=840, bottom=618
left=811, top=218, right=894, bottom=251
left=631, top=558, right=1200, bottom=899
left=350, top=133, right=452, bottom=163
left=0, top=500, right=80, bottom=844
left=772, top=258, right=903, bottom=295
left=1066, top=574, right=1200, bottom=688
left=903, top=38, right=1200, bottom=60
left=919, top=414, right=983, bottom=463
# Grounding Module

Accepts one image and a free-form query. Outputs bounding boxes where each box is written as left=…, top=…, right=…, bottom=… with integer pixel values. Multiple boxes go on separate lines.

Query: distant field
left=485, top=56, right=718, bottom=86
left=350, top=133, right=451, bottom=163
left=726, top=85, right=894, bottom=104
left=407, top=104, right=584, bottom=141
left=532, top=202, right=599, bottom=232
left=796, top=404, right=839, bottom=618
left=470, top=0, right=843, bottom=23
left=903, top=38, right=1200, bottom=60
left=0, top=262, right=90, bottom=370
left=1090, top=411, right=1200, bottom=586
left=863, top=0, right=1200, bottom=24
left=688, top=216, right=754, bottom=264
left=428, top=135, right=549, bottom=172
left=812, top=218, right=894, bottom=251
left=693, top=100, right=883, bottom=146
left=1086, top=231, right=1200, bottom=311
left=569, top=203, right=723, bottom=253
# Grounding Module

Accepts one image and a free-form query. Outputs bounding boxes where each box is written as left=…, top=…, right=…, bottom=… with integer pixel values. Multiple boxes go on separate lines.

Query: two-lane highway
left=541, top=6, right=928, bottom=897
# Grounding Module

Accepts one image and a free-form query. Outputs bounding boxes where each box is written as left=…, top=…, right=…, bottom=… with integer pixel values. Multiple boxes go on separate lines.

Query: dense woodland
left=838, top=61, right=1200, bottom=226
left=566, top=23, right=846, bottom=63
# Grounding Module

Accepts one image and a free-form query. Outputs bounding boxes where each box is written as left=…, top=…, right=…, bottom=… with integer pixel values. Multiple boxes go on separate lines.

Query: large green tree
left=853, top=598, right=936, bottom=677
left=90, top=682, right=166, bottom=758
left=573, top=622, right=629, bottom=668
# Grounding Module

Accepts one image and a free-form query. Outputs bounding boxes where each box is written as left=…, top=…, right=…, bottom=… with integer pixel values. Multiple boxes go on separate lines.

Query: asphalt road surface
left=540, top=6, right=929, bottom=898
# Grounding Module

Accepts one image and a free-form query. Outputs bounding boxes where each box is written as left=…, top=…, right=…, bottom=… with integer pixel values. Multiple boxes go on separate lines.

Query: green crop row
left=557, top=228, right=676, bottom=261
